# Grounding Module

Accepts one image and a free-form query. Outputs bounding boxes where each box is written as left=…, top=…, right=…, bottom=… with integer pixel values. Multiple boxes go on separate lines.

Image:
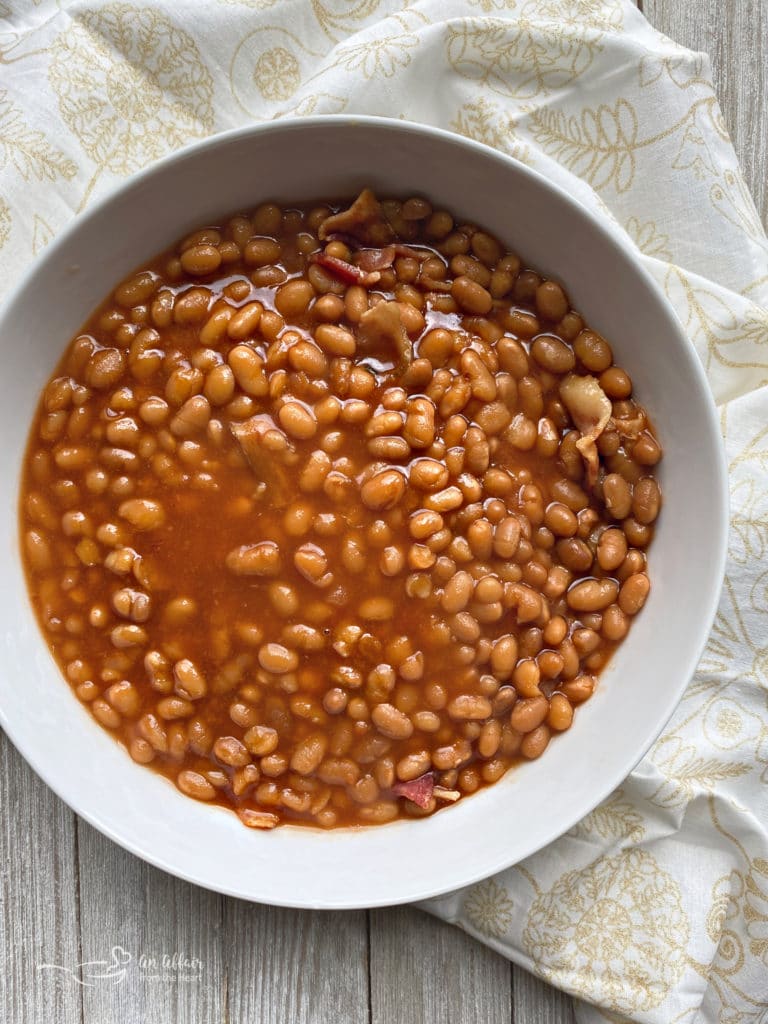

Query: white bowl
left=0, top=117, right=728, bottom=909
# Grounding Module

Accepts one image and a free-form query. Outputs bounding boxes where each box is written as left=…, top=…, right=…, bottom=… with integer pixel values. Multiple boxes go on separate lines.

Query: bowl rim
left=0, top=114, right=730, bottom=909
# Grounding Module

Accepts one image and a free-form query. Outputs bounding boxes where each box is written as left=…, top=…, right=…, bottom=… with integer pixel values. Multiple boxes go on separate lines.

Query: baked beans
left=20, top=189, right=661, bottom=829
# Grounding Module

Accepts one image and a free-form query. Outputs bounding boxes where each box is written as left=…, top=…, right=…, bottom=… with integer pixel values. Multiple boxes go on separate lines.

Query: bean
left=211, top=735, right=251, bottom=767
left=409, top=458, right=449, bottom=492
left=244, top=725, right=279, bottom=756
left=441, top=570, right=473, bottom=613
left=396, top=751, right=432, bottom=782
left=224, top=301, right=262, bottom=341
left=600, top=366, right=633, bottom=399
left=597, top=527, right=627, bottom=571
left=181, top=244, right=221, bottom=276
left=510, top=695, right=549, bottom=732
left=361, top=469, right=406, bottom=511
left=291, top=733, right=328, bottom=775
left=228, top=345, right=267, bottom=396
left=633, top=431, right=662, bottom=466
left=452, top=275, right=492, bottom=315
left=447, top=694, right=492, bottom=720
left=279, top=401, right=317, bottom=440
left=423, top=486, right=464, bottom=513
left=562, top=674, right=596, bottom=704
left=520, top=724, right=551, bottom=759
left=531, top=334, right=575, bottom=373
left=535, top=281, right=569, bottom=321
left=177, top=770, right=216, bottom=801
left=574, top=330, right=612, bottom=372
left=371, top=703, right=413, bottom=740
left=493, top=515, right=521, bottom=558
left=294, top=543, right=328, bottom=582
left=632, top=477, right=661, bottom=524
left=618, top=572, right=650, bottom=615
left=110, top=623, right=147, bottom=649
left=173, top=659, right=207, bottom=700
left=404, top=397, right=436, bottom=449
left=566, top=578, right=619, bottom=612
left=276, top=279, right=315, bottom=318
left=226, top=542, right=282, bottom=576
left=602, top=603, right=629, bottom=640
left=315, top=323, right=356, bottom=356
left=602, top=473, right=632, bottom=519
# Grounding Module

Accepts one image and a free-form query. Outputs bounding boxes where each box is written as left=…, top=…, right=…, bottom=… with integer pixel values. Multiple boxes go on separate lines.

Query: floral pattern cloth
left=2, top=1, right=767, bottom=1020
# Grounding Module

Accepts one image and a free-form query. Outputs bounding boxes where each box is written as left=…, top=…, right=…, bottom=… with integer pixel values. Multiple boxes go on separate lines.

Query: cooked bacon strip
left=318, top=188, right=395, bottom=247
left=310, top=251, right=380, bottom=288
left=612, top=410, right=646, bottom=438
left=392, top=773, right=434, bottom=809
left=359, top=301, right=412, bottom=376
left=559, top=374, right=612, bottom=487
left=356, top=245, right=396, bottom=272
left=393, top=243, right=426, bottom=259
left=230, top=416, right=294, bottom=505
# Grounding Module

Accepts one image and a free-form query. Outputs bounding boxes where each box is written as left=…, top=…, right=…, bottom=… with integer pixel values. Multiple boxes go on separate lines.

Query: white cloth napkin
left=3, top=1, right=767, bottom=1020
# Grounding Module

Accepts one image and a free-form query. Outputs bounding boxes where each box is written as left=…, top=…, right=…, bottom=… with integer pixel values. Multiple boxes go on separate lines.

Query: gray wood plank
left=643, top=0, right=768, bottom=226
left=76, top=820, right=224, bottom=1024
left=370, top=907, right=512, bottom=1024
left=513, top=967, right=576, bottom=1024
left=221, top=903, right=369, bottom=1024
left=0, top=732, right=83, bottom=1024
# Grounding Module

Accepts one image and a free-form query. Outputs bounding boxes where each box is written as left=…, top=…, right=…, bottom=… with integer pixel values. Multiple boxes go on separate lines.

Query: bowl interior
left=0, top=117, right=727, bottom=908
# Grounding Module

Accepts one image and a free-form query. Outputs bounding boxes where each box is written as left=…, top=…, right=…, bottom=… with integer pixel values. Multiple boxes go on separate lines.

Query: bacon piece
left=392, top=773, right=435, bottom=809
left=359, top=301, right=412, bottom=376
left=612, top=410, right=646, bottom=438
left=318, top=189, right=395, bottom=247
left=356, top=245, right=396, bottom=272
left=559, top=374, right=612, bottom=487
left=310, top=251, right=381, bottom=288
left=230, top=415, right=294, bottom=505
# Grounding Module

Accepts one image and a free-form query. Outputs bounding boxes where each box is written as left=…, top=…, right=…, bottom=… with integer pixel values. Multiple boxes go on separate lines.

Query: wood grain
left=370, top=907, right=512, bottom=1024
left=1, top=2, right=765, bottom=1023
left=221, top=904, right=369, bottom=1023
left=76, top=820, right=224, bottom=1024
left=0, top=735, right=82, bottom=1024
left=643, top=0, right=768, bottom=226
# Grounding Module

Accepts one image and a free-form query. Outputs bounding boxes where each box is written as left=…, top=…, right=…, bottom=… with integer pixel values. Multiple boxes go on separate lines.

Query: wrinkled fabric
left=2, top=1, right=767, bottom=1020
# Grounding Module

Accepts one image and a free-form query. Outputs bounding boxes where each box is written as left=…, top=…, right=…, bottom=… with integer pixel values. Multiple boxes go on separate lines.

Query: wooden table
left=2, top=3, right=765, bottom=1021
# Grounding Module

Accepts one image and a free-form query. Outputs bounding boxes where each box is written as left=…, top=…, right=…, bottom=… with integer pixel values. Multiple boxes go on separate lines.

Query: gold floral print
left=529, top=99, right=637, bottom=192
left=569, top=788, right=645, bottom=843
left=450, top=97, right=531, bottom=164
left=331, top=10, right=425, bottom=79
left=663, top=265, right=768, bottom=386
left=648, top=736, right=750, bottom=809
left=48, top=4, right=213, bottom=209
left=446, top=1, right=622, bottom=101
left=274, top=91, right=348, bottom=118
left=523, top=849, right=690, bottom=1012
left=310, top=0, right=383, bottom=44
left=253, top=46, right=301, bottom=101
left=639, top=52, right=710, bottom=90
left=463, top=878, right=515, bottom=938
left=623, top=216, right=673, bottom=261
left=31, top=212, right=52, bottom=255
left=0, top=88, right=75, bottom=182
